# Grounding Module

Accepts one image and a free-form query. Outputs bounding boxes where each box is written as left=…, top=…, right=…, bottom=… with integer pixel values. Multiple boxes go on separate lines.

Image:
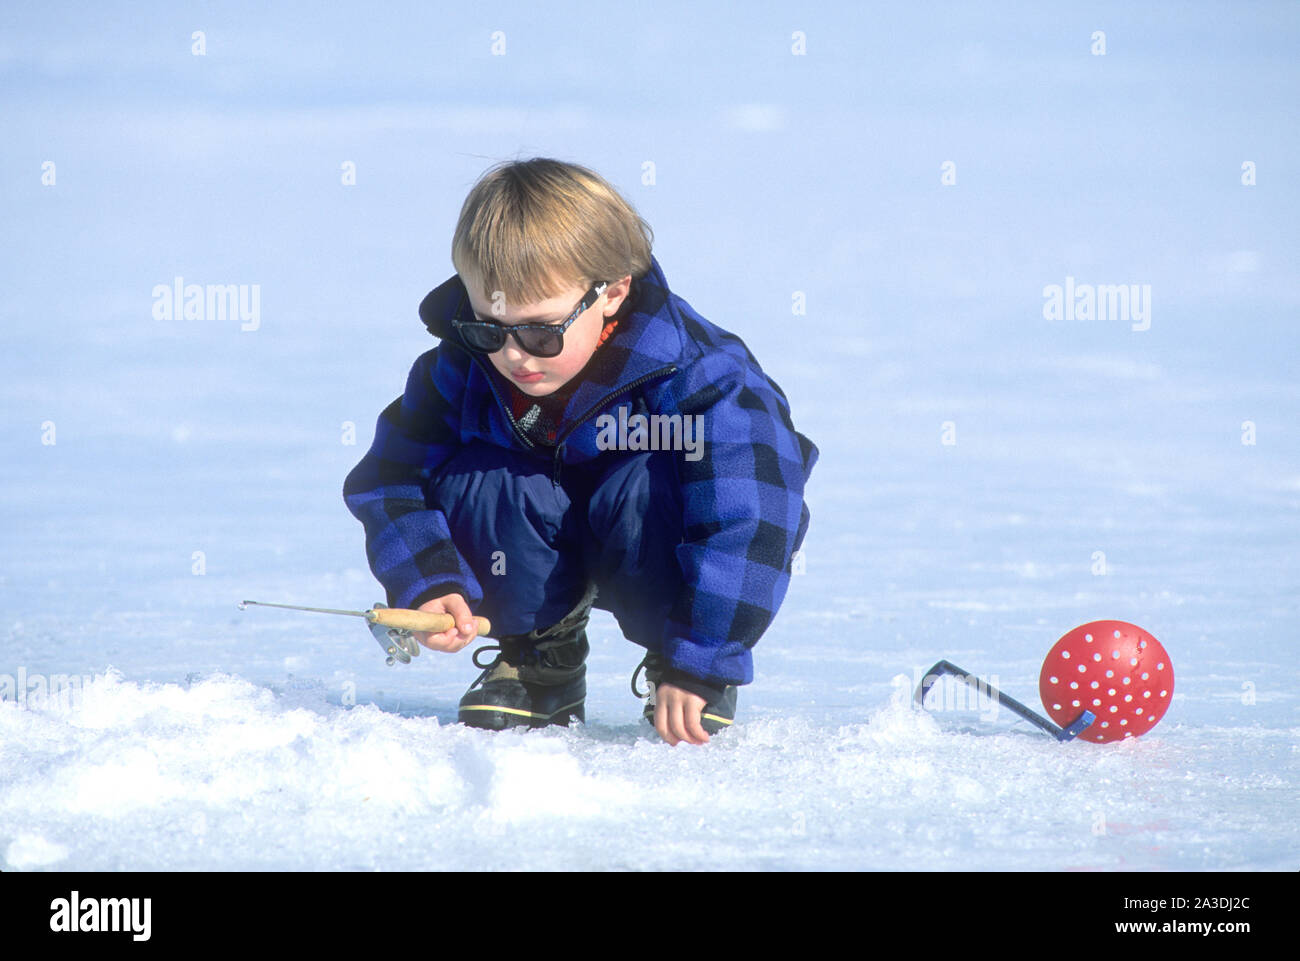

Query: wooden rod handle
left=368, top=608, right=492, bottom=636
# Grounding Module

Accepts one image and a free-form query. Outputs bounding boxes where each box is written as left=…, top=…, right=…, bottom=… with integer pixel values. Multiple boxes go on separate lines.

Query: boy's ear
left=604, top=274, right=634, bottom=315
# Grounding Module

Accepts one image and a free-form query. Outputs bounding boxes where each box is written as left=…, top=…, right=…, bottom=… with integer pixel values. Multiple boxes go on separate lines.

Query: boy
left=344, top=158, right=817, bottom=746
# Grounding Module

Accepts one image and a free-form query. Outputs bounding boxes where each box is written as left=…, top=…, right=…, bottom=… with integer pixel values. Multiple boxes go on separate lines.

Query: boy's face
left=463, top=274, right=632, bottom=397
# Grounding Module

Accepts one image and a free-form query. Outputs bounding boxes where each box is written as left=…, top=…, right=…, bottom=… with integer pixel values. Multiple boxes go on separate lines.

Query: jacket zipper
left=466, top=345, right=678, bottom=481
left=550, top=364, right=679, bottom=483
left=452, top=284, right=540, bottom=453
left=468, top=352, right=538, bottom=451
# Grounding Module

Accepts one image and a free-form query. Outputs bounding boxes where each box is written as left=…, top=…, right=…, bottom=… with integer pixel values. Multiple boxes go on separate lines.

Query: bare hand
left=653, top=682, right=711, bottom=746
left=412, top=593, right=478, bottom=653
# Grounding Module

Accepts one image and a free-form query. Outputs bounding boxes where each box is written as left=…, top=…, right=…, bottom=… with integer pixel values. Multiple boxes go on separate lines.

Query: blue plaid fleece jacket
left=343, top=256, right=818, bottom=688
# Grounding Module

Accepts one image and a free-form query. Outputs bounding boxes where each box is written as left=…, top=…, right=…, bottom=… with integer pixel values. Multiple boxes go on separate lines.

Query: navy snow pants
left=425, top=441, right=683, bottom=648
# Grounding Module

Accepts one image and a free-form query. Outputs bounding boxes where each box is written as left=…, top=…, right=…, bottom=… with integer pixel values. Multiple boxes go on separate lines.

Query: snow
left=2, top=0, right=1298, bottom=870
left=3, top=669, right=1294, bottom=870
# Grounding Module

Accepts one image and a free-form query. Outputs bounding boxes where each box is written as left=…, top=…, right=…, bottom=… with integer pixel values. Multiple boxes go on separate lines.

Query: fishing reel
left=367, top=603, right=422, bottom=666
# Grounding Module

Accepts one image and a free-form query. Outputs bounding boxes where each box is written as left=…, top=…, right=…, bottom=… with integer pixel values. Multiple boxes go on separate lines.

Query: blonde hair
left=451, top=157, right=654, bottom=305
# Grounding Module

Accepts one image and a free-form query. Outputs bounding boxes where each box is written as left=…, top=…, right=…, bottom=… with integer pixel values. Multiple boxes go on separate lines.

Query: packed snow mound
left=1, top=670, right=1291, bottom=870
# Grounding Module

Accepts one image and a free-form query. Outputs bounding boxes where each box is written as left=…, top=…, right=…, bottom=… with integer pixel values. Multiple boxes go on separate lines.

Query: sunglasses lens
left=515, top=328, right=564, bottom=357
left=458, top=324, right=506, bottom=353
left=455, top=315, right=567, bottom=357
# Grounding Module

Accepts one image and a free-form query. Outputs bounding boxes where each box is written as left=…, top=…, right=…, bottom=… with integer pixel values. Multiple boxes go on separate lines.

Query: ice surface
left=4, top=670, right=1292, bottom=871
left=1, top=1, right=1297, bottom=870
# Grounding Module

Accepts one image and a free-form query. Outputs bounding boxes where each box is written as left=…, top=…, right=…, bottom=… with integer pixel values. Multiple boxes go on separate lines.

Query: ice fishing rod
left=239, top=600, right=492, bottom=667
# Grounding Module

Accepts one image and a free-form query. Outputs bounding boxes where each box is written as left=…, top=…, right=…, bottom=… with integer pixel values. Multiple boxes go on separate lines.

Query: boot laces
left=630, top=654, right=658, bottom=699
left=469, top=638, right=563, bottom=688
left=468, top=640, right=531, bottom=689
left=471, top=644, right=503, bottom=670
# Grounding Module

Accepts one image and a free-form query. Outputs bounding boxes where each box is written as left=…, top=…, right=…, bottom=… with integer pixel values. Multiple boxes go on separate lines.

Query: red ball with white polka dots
left=1038, top=620, right=1173, bottom=743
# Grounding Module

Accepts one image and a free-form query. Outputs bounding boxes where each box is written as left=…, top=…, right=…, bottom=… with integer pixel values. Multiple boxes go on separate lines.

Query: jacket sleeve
left=657, top=343, right=817, bottom=688
left=342, top=347, right=483, bottom=611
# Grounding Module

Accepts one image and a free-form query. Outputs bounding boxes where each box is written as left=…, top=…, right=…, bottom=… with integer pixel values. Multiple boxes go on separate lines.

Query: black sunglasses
left=453, top=282, right=608, bottom=358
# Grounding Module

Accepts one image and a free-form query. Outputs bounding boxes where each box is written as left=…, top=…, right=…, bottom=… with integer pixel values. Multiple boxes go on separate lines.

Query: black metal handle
left=914, top=660, right=1095, bottom=742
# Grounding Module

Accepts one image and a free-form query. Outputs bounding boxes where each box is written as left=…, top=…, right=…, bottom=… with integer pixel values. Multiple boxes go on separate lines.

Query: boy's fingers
left=416, top=627, right=460, bottom=652
left=411, top=594, right=477, bottom=651
left=443, top=595, right=477, bottom=638
left=655, top=698, right=680, bottom=746
left=673, top=704, right=704, bottom=746
left=652, top=687, right=710, bottom=746
left=669, top=698, right=703, bottom=747
left=684, top=703, right=711, bottom=745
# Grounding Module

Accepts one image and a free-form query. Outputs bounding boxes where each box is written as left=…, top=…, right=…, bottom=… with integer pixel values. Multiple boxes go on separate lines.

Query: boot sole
left=460, top=700, right=585, bottom=731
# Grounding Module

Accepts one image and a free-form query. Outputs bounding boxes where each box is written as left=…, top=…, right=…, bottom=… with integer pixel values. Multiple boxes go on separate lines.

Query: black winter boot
left=631, top=653, right=738, bottom=735
left=458, top=585, right=596, bottom=730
